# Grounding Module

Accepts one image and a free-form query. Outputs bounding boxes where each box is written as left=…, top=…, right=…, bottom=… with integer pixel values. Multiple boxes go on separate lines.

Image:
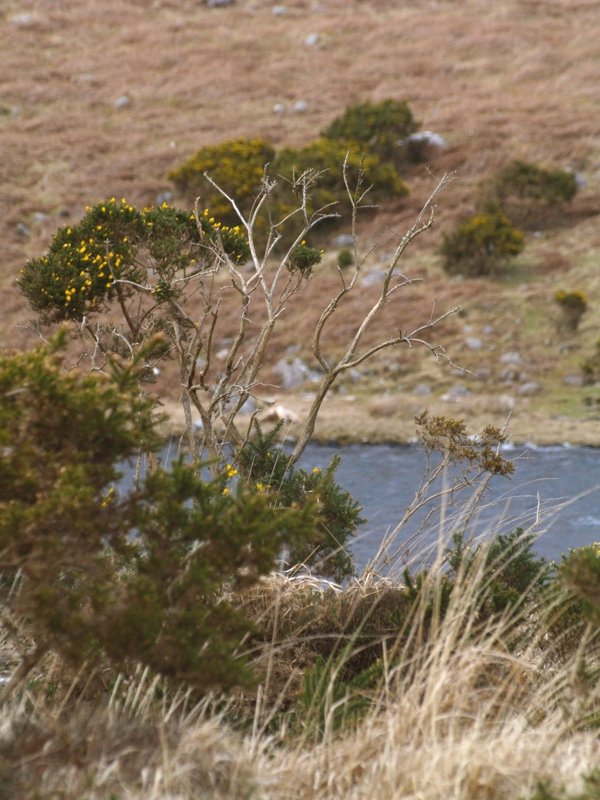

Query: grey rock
left=517, top=381, right=541, bottom=396
left=404, top=130, right=447, bottom=149
left=16, top=222, right=30, bottom=237
left=412, top=383, right=432, bottom=396
left=499, top=367, right=520, bottom=383
left=114, top=94, right=132, bottom=110
left=482, top=325, right=494, bottom=335
left=292, top=99, right=308, bottom=113
left=360, top=270, right=385, bottom=288
left=10, top=13, right=35, bottom=28
left=474, top=367, right=492, bottom=381
left=272, top=5, right=287, bottom=14
left=272, top=102, right=287, bottom=114
left=440, top=385, right=470, bottom=402
left=276, top=357, right=321, bottom=390
left=500, top=351, right=521, bottom=365
left=563, top=374, right=584, bottom=387
left=574, top=172, right=587, bottom=189
left=304, top=32, right=320, bottom=46
left=465, top=337, right=483, bottom=351
left=33, top=212, right=49, bottom=223
left=156, top=190, right=174, bottom=206
left=206, top=0, right=235, bottom=6
left=333, top=234, right=354, bottom=248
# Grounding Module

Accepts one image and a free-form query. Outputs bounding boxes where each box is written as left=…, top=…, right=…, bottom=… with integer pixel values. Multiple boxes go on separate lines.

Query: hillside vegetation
left=2, top=0, right=600, bottom=443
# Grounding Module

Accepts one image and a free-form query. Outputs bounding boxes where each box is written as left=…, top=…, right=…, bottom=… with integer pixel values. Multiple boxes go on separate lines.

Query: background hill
left=2, top=0, right=600, bottom=443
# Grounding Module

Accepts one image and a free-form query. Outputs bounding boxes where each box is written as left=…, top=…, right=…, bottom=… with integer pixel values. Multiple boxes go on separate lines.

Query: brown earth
left=2, top=0, right=600, bottom=445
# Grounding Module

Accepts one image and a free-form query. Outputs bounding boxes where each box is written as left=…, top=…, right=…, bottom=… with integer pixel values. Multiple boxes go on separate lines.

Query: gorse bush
left=274, top=137, right=408, bottom=225
left=440, top=210, right=525, bottom=277
left=0, top=336, right=322, bottom=692
left=495, top=160, right=577, bottom=206
left=237, top=423, right=364, bottom=581
left=554, top=289, right=588, bottom=333
left=168, top=138, right=276, bottom=226
left=486, top=159, right=578, bottom=229
left=321, top=98, right=419, bottom=165
left=18, top=198, right=249, bottom=322
left=581, top=339, right=600, bottom=385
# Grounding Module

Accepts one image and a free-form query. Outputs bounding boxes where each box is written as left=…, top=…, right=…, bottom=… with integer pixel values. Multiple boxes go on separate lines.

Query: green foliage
left=0, top=339, right=320, bottom=692
left=274, top=137, right=408, bottom=221
left=558, top=543, right=600, bottom=624
left=168, top=138, right=276, bottom=225
left=286, top=240, right=323, bottom=276
left=495, top=160, right=577, bottom=206
left=554, top=289, right=588, bottom=333
left=581, top=339, right=600, bottom=385
left=440, top=210, right=525, bottom=277
left=237, top=423, right=363, bottom=582
left=18, top=199, right=249, bottom=323
left=337, top=247, right=354, bottom=269
left=321, top=98, right=419, bottom=165
left=448, top=528, right=551, bottom=614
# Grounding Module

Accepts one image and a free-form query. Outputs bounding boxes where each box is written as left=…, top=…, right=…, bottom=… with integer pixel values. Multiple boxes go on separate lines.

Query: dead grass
left=1, top=556, right=598, bottom=800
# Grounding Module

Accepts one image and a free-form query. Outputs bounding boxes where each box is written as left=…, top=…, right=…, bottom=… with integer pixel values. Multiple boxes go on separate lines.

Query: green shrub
left=321, top=99, right=419, bottom=165
left=440, top=210, right=525, bottom=277
left=523, top=769, right=600, bottom=800
left=18, top=198, right=249, bottom=322
left=581, top=339, right=600, bottom=385
left=273, top=137, right=408, bottom=233
left=286, top=240, right=323, bottom=277
left=558, top=543, right=600, bottom=624
left=337, top=247, right=354, bottom=269
left=0, top=337, right=321, bottom=693
left=237, top=423, right=363, bottom=582
left=489, top=160, right=578, bottom=229
left=168, top=138, right=276, bottom=225
left=554, top=289, right=588, bottom=334
left=495, top=160, right=577, bottom=206
left=448, top=528, right=551, bottom=614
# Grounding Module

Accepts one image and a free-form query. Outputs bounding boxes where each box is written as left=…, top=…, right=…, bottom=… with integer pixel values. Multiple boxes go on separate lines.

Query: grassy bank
left=2, top=531, right=599, bottom=799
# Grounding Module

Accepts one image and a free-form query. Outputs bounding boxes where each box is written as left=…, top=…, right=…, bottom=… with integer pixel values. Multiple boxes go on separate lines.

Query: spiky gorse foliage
left=440, top=209, right=525, bottom=276
left=18, top=197, right=249, bottom=322
left=554, top=289, right=588, bottom=333
left=0, top=336, right=322, bottom=695
left=321, top=98, right=419, bottom=164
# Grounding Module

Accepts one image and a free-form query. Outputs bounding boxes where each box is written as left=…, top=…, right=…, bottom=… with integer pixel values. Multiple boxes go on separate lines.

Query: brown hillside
left=2, top=0, right=600, bottom=442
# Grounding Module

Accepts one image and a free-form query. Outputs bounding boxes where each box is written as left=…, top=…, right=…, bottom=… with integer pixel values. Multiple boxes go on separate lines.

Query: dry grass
left=1, top=555, right=598, bottom=800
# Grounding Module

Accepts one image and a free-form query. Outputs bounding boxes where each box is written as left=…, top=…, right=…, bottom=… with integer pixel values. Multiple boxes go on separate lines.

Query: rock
left=482, top=325, right=494, bottom=335
left=333, top=234, right=354, bottom=248
left=499, top=367, right=520, bottom=383
left=114, top=94, right=132, bottom=110
left=272, top=5, right=287, bottom=14
left=440, top=385, right=470, bottom=402
left=359, top=270, right=385, bottom=288
left=304, top=32, right=320, bottom=46
left=272, top=102, right=287, bottom=114
left=15, top=222, right=30, bottom=237
left=474, top=367, right=492, bottom=381
left=517, top=381, right=541, bottom=396
left=205, top=0, right=235, bottom=6
left=33, top=212, right=49, bottom=223
left=465, top=337, right=483, bottom=351
left=563, top=374, right=584, bottom=387
left=498, top=394, right=515, bottom=411
left=156, top=190, right=174, bottom=206
left=412, top=383, right=432, bottom=396
left=10, top=13, right=35, bottom=28
left=292, top=99, right=308, bottom=113
left=275, top=357, right=321, bottom=390
left=405, top=130, right=447, bottom=149
left=500, top=351, right=521, bottom=365
left=262, top=404, right=299, bottom=423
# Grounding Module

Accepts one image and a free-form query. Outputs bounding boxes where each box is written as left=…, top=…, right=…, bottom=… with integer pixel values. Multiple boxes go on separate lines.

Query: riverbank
left=160, top=389, right=600, bottom=449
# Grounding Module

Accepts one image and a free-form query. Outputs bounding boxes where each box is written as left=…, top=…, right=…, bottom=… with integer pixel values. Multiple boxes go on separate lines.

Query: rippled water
left=296, top=442, right=600, bottom=573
